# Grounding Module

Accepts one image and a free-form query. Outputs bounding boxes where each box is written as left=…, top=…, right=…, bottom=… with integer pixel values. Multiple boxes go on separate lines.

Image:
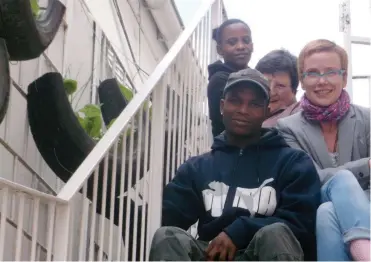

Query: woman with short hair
left=277, top=39, right=370, bottom=261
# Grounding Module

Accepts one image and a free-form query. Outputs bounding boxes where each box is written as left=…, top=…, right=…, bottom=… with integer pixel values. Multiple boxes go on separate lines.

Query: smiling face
left=301, top=51, right=347, bottom=106
left=217, top=23, right=253, bottom=69
left=263, top=72, right=295, bottom=114
left=220, top=84, right=267, bottom=137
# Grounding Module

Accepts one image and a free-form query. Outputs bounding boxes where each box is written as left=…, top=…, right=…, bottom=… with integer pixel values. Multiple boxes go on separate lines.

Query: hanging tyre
left=0, top=0, right=66, bottom=61
left=0, top=38, right=10, bottom=124
left=26, top=72, right=149, bottom=192
left=27, top=72, right=146, bottom=260
left=98, top=78, right=129, bottom=126
left=97, top=78, right=183, bottom=190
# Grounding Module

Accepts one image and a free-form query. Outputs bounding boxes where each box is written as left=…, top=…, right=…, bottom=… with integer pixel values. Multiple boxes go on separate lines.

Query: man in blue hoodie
left=149, top=68, right=321, bottom=261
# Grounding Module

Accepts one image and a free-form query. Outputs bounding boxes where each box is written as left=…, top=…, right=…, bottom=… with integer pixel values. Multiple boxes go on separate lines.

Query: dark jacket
left=162, top=128, right=321, bottom=260
left=207, top=61, right=239, bottom=137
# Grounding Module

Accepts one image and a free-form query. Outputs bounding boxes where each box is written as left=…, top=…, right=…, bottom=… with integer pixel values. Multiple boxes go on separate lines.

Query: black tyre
left=27, top=72, right=97, bottom=181
left=0, top=0, right=66, bottom=61
left=27, top=72, right=146, bottom=195
left=0, top=38, right=10, bottom=124
left=98, top=78, right=129, bottom=126
left=27, top=72, right=146, bottom=259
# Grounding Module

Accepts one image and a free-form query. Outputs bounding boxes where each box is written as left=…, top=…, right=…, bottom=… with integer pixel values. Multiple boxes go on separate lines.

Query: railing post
left=53, top=203, right=71, bottom=260
left=146, top=78, right=167, bottom=258
left=340, top=0, right=353, bottom=101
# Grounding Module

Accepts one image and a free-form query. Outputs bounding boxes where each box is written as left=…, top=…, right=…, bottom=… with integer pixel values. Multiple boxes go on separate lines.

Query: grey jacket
left=276, top=104, right=370, bottom=188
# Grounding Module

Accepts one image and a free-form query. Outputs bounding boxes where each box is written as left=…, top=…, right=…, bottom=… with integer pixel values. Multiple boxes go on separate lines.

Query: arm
left=207, top=73, right=229, bottom=136
left=316, top=159, right=370, bottom=188
left=223, top=152, right=321, bottom=249
left=162, top=161, right=203, bottom=230
left=276, top=119, right=370, bottom=186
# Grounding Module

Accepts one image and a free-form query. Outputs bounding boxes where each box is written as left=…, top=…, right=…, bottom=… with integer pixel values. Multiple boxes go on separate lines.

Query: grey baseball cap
left=223, top=68, right=270, bottom=100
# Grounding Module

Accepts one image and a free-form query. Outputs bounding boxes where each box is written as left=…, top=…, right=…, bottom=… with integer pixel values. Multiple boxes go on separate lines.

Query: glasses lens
left=304, top=71, right=343, bottom=85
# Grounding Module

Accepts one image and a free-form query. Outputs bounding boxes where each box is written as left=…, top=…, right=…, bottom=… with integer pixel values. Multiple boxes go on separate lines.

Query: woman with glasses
left=277, top=39, right=370, bottom=261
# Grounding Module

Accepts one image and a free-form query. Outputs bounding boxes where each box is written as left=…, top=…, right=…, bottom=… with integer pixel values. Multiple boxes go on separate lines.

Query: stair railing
left=51, top=0, right=224, bottom=260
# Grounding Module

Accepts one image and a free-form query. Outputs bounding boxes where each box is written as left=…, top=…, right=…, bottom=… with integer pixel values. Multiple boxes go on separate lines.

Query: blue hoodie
left=162, top=128, right=321, bottom=260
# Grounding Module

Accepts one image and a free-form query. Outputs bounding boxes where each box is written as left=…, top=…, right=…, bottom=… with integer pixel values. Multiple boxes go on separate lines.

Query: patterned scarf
left=300, top=90, right=351, bottom=122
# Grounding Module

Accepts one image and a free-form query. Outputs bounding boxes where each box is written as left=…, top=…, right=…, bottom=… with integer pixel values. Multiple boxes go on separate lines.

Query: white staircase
left=0, top=0, right=224, bottom=260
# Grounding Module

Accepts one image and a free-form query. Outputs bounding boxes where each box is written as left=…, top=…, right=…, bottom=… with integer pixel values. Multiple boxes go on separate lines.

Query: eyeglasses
left=302, top=69, right=346, bottom=85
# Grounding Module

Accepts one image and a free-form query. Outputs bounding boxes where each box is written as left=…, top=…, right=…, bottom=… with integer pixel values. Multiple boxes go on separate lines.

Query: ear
left=220, top=99, right=225, bottom=115
left=250, top=42, right=254, bottom=53
left=216, top=44, right=223, bottom=57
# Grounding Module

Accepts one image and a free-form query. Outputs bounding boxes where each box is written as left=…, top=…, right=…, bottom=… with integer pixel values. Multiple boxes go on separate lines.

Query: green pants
left=149, top=223, right=304, bottom=261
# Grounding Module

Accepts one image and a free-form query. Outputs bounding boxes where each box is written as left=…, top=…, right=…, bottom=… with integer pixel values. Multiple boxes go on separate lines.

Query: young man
left=255, top=49, right=301, bottom=127
left=149, top=69, right=320, bottom=261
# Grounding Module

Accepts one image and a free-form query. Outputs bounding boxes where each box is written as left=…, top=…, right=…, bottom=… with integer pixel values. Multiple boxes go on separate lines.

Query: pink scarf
left=300, top=90, right=351, bottom=122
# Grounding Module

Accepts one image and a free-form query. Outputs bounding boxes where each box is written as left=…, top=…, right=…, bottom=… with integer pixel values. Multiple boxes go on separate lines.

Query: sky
left=174, top=0, right=371, bottom=107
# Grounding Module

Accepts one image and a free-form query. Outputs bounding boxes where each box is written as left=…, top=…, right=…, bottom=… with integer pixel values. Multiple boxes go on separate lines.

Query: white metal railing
left=52, top=0, right=222, bottom=260
left=55, top=0, right=221, bottom=260
left=0, top=177, right=67, bottom=260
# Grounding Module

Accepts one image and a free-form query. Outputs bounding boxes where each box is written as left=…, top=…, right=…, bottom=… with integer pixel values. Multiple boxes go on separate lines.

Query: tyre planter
left=0, top=0, right=66, bottom=61
left=0, top=38, right=10, bottom=124
left=97, top=78, right=182, bottom=185
left=98, top=78, right=151, bottom=177
left=98, top=78, right=129, bottom=126
left=26, top=72, right=146, bottom=201
left=27, top=72, right=147, bottom=259
left=98, top=81, right=184, bottom=190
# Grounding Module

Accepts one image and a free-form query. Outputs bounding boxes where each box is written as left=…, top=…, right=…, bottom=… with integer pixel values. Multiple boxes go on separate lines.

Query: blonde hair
left=298, top=39, right=348, bottom=79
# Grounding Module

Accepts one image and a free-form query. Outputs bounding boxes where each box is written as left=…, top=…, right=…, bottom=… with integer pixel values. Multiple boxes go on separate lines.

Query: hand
left=206, top=232, right=237, bottom=261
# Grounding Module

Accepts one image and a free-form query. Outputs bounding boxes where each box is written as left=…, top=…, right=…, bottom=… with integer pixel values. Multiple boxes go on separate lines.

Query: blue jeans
left=316, top=170, right=370, bottom=261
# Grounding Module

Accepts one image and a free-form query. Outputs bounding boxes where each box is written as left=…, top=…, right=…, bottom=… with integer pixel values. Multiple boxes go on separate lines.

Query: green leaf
left=79, top=104, right=102, bottom=118
left=76, top=104, right=103, bottom=139
left=84, top=119, right=93, bottom=136
left=30, top=0, right=40, bottom=17
left=64, top=79, right=78, bottom=95
left=119, top=84, right=134, bottom=101
left=89, top=116, right=102, bottom=138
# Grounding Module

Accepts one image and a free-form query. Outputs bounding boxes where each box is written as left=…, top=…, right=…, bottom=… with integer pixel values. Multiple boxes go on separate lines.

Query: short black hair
left=212, top=19, right=250, bottom=44
left=255, top=49, right=299, bottom=93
